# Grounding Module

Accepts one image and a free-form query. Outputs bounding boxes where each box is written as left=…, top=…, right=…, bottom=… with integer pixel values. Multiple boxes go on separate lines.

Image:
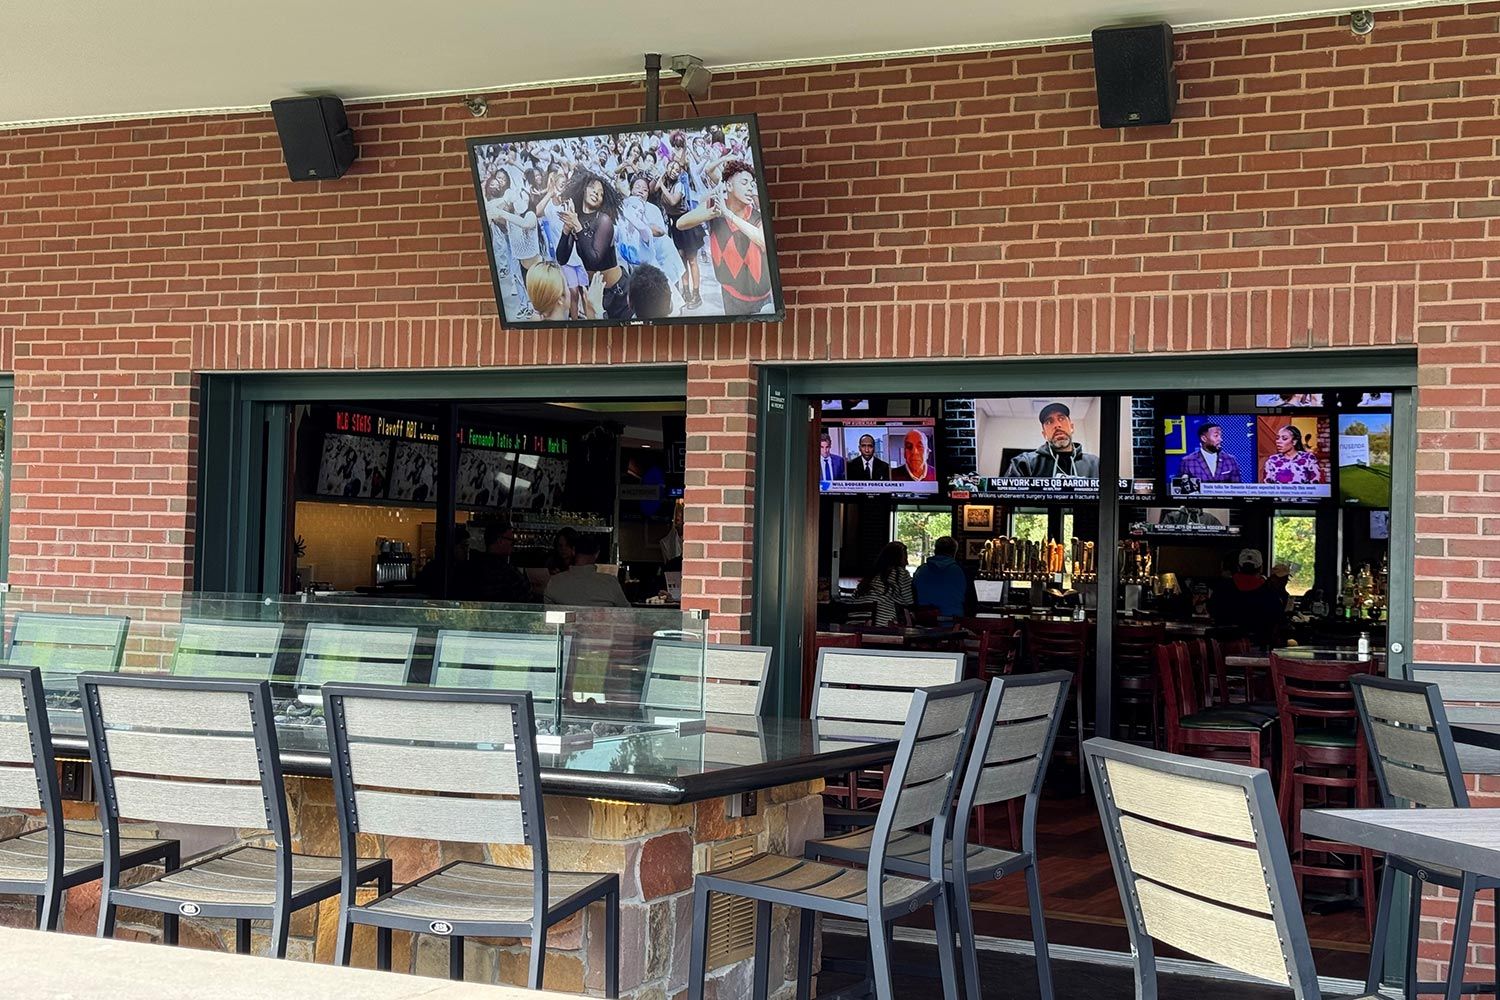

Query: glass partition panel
left=0, top=588, right=706, bottom=754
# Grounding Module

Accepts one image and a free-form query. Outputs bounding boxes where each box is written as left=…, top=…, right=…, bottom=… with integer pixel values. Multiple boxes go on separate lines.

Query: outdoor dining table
left=1302, top=808, right=1500, bottom=882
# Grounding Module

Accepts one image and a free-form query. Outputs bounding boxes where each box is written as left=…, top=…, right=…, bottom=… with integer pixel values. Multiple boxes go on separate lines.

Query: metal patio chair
left=79, top=673, right=391, bottom=956
left=7, top=611, right=130, bottom=687
left=808, top=670, right=1072, bottom=1000
left=431, top=628, right=572, bottom=709
left=0, top=666, right=177, bottom=930
left=643, top=640, right=773, bottom=717
left=812, top=647, right=966, bottom=824
left=1084, top=737, right=1383, bottom=1000
left=323, top=682, right=619, bottom=993
left=1353, top=674, right=1496, bottom=1000
left=296, top=623, right=418, bottom=688
left=687, top=678, right=986, bottom=1000
left=168, top=619, right=285, bottom=680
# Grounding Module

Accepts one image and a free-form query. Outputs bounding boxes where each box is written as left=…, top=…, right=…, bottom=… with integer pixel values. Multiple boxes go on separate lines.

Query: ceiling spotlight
left=1349, top=9, right=1374, bottom=35
left=670, top=54, right=713, bottom=101
left=462, top=95, right=489, bottom=118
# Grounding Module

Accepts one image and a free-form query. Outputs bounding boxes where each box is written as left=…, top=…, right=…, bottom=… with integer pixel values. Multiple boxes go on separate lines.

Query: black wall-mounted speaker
left=270, top=96, right=357, bottom=181
left=1091, top=23, right=1177, bottom=128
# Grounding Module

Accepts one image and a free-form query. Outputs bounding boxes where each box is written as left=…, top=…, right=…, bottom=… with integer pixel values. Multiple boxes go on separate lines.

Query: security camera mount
left=1349, top=9, right=1374, bottom=35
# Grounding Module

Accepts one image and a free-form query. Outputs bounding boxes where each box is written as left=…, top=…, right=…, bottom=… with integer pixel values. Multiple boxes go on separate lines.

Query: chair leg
left=688, top=884, right=711, bottom=1000
left=97, top=892, right=117, bottom=940
left=38, top=883, right=64, bottom=932
left=1074, top=683, right=1087, bottom=793
left=162, top=912, right=179, bottom=947
left=951, top=873, right=981, bottom=1000
left=752, top=901, right=772, bottom=1000
left=868, top=911, right=895, bottom=1000
left=1446, top=876, right=1478, bottom=1000
left=1025, top=862, right=1056, bottom=1000
left=932, top=887, right=960, bottom=1000
left=450, top=935, right=465, bottom=981
left=269, top=908, right=290, bottom=960
left=1363, top=863, right=1397, bottom=996
left=1405, top=876, right=1423, bottom=1000
left=376, top=870, right=393, bottom=971
left=796, top=908, right=815, bottom=1000
left=604, top=890, right=620, bottom=999
left=528, top=924, right=546, bottom=990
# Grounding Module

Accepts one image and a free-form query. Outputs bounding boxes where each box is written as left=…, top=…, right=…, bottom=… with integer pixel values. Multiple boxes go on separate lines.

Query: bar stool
left=1269, top=653, right=1376, bottom=933
left=1158, top=641, right=1273, bottom=769
left=1113, top=623, right=1164, bottom=746
left=323, top=683, right=619, bottom=993
left=79, top=673, right=392, bottom=956
left=808, top=671, right=1072, bottom=1000
left=1024, top=619, right=1090, bottom=789
left=1352, top=675, right=1495, bottom=1000
left=686, top=679, right=985, bottom=1000
left=0, top=667, right=177, bottom=930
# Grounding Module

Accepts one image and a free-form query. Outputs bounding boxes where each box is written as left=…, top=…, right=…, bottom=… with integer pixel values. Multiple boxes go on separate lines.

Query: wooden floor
left=899, top=783, right=1374, bottom=981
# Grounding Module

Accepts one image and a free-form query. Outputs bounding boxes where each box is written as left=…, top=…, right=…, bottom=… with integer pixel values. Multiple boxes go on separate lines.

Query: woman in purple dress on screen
left=1263, top=425, right=1321, bottom=484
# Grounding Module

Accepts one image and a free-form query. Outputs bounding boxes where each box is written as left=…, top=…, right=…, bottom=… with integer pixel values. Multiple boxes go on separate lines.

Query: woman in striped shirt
left=855, top=542, right=914, bottom=627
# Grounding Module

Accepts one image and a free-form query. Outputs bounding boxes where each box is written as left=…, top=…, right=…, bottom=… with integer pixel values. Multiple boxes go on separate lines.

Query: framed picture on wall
left=962, top=505, right=995, bottom=533
left=964, top=539, right=988, bottom=561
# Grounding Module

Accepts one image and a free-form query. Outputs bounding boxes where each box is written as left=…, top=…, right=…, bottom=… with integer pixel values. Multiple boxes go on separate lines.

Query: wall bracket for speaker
left=670, top=54, right=713, bottom=102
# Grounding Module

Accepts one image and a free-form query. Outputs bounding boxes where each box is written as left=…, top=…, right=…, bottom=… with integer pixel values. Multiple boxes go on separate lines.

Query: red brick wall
left=1, top=3, right=1499, bottom=657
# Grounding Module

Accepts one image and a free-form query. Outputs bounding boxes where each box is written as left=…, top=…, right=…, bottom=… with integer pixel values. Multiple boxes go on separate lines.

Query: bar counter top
left=49, top=710, right=901, bottom=806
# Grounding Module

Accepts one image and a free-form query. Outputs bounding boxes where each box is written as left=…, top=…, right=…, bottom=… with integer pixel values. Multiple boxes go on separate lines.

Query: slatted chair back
left=866, top=680, right=984, bottom=885
left=0, top=668, right=61, bottom=835
left=1270, top=653, right=1363, bottom=736
left=7, top=613, right=130, bottom=678
left=960, top=617, right=1021, bottom=680
left=1352, top=674, right=1468, bottom=810
left=323, top=684, right=545, bottom=873
left=296, top=624, right=418, bottom=689
left=954, top=671, right=1071, bottom=855
left=1085, top=739, right=1322, bottom=999
left=1114, top=623, right=1164, bottom=678
left=1024, top=619, right=1089, bottom=677
left=79, top=674, right=285, bottom=841
left=811, top=648, right=966, bottom=726
left=431, top=630, right=569, bottom=712
left=644, top=640, right=773, bottom=717
left=169, top=620, right=286, bottom=681
left=1154, top=641, right=1195, bottom=746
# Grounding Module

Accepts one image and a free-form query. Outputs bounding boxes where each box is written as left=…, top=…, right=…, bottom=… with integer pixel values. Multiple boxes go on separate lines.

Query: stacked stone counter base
left=0, top=778, right=826, bottom=1000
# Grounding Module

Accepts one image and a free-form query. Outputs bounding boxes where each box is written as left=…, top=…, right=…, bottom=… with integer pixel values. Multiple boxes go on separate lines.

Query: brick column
left=680, top=361, right=758, bottom=643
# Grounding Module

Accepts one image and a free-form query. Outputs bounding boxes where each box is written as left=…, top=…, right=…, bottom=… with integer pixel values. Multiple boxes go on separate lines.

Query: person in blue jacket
left=912, top=536, right=975, bottom=621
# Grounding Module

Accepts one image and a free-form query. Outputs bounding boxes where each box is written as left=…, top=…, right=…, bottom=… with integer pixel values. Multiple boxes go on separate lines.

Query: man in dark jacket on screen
left=1003, top=402, right=1101, bottom=479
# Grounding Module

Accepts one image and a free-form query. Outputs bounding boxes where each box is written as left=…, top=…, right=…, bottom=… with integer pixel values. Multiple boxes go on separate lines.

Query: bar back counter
left=0, top=588, right=890, bottom=999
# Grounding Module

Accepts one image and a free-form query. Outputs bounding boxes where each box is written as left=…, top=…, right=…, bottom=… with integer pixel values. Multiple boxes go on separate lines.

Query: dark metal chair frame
left=323, top=682, right=620, bottom=994
left=0, top=666, right=178, bottom=930
left=808, top=670, right=1072, bottom=1000
left=79, top=672, right=392, bottom=956
left=1085, top=738, right=1373, bottom=1000
left=688, top=679, right=985, bottom=1000
left=1352, top=673, right=1498, bottom=1000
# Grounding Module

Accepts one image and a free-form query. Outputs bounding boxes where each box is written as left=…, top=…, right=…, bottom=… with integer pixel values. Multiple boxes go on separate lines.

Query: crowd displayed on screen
left=473, top=122, right=774, bottom=324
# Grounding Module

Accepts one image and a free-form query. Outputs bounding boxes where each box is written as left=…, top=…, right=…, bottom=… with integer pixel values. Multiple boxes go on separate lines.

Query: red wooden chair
left=1157, top=640, right=1273, bottom=771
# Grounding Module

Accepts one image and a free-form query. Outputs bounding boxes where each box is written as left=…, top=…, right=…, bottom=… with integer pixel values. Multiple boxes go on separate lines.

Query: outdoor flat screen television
left=819, top=417, right=939, bottom=497
left=467, top=115, right=783, bottom=328
left=1163, top=413, right=1332, bottom=502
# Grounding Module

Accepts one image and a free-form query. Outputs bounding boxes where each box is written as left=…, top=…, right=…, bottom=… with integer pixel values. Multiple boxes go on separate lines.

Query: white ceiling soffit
left=0, top=0, right=1453, bottom=129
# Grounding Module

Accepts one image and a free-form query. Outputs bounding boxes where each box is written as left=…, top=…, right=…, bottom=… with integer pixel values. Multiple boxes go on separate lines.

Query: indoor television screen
left=943, top=396, right=1156, bottom=503
left=819, top=417, right=939, bottom=497
left=1338, top=412, right=1392, bottom=507
left=468, top=116, right=783, bottom=329
left=1163, top=413, right=1331, bottom=501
